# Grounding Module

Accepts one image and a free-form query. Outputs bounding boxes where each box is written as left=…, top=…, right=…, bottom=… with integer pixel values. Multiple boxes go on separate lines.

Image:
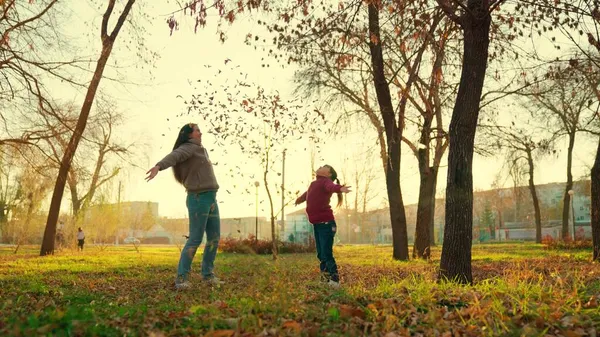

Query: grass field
left=1, top=243, right=599, bottom=336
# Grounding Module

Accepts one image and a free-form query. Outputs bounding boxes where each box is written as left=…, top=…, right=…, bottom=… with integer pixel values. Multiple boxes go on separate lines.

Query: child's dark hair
left=172, top=123, right=196, bottom=184
left=326, top=164, right=343, bottom=207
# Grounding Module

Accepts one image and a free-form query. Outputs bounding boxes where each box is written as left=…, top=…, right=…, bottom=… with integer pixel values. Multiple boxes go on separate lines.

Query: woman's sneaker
left=204, top=276, right=224, bottom=286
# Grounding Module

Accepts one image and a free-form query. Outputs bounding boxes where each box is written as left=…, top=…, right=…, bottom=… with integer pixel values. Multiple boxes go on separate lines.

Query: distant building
left=283, top=179, right=594, bottom=244
left=119, top=223, right=174, bottom=244
left=86, top=201, right=158, bottom=230
left=220, top=216, right=270, bottom=239
left=283, top=209, right=312, bottom=244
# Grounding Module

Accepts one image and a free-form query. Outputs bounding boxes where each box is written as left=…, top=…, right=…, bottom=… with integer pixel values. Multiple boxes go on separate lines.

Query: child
left=295, top=165, right=351, bottom=288
left=77, top=227, right=85, bottom=251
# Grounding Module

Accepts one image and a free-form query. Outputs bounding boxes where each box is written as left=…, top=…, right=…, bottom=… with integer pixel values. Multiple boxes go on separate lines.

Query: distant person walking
left=145, top=123, right=222, bottom=290
left=77, top=227, right=85, bottom=251
left=295, top=164, right=351, bottom=288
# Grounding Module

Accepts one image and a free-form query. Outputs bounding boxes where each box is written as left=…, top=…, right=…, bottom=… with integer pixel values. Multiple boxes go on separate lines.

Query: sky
left=34, top=1, right=600, bottom=220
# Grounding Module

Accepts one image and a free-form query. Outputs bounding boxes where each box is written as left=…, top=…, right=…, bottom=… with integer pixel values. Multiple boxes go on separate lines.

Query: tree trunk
left=439, top=1, right=490, bottom=284
left=429, top=168, right=438, bottom=246
left=561, top=133, right=576, bottom=240
left=368, top=3, right=408, bottom=260
left=591, top=137, right=600, bottom=261
left=67, top=173, right=81, bottom=217
left=264, top=149, right=278, bottom=260
left=40, top=46, right=114, bottom=255
left=353, top=173, right=359, bottom=242
left=40, top=0, right=135, bottom=256
left=526, top=149, right=542, bottom=243
left=414, top=165, right=436, bottom=259
left=414, top=116, right=433, bottom=259
left=80, top=149, right=107, bottom=213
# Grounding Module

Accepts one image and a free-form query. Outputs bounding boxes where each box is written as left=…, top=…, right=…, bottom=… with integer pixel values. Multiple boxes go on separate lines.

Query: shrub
left=141, top=237, right=170, bottom=244
left=219, top=235, right=315, bottom=254
left=542, top=235, right=593, bottom=250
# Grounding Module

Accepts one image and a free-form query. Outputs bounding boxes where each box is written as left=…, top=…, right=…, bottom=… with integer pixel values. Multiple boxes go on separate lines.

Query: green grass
left=1, top=244, right=599, bottom=336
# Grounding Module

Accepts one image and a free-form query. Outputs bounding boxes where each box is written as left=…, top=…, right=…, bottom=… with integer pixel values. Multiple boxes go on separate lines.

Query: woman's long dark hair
left=326, top=165, right=343, bottom=207
left=172, top=123, right=195, bottom=184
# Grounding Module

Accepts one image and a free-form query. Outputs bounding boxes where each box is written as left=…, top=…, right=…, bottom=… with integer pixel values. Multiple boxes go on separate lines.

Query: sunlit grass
left=1, top=243, right=598, bottom=336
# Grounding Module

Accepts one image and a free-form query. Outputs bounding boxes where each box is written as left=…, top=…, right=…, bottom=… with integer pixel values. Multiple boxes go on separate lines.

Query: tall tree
left=524, top=67, right=597, bottom=240
left=36, top=100, right=130, bottom=218
left=434, top=0, right=497, bottom=283
left=480, top=109, right=557, bottom=243
left=366, top=2, right=410, bottom=259
left=40, top=0, right=137, bottom=256
left=518, top=0, right=600, bottom=259
left=261, top=0, right=455, bottom=260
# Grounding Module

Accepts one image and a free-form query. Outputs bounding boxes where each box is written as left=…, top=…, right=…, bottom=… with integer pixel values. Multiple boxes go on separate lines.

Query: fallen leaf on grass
left=282, top=320, right=301, bottom=332
left=37, top=324, right=55, bottom=334
left=148, top=332, right=166, bottom=337
left=259, top=328, right=279, bottom=336
left=535, top=316, right=545, bottom=329
left=213, top=300, right=229, bottom=309
left=564, top=328, right=587, bottom=337
left=583, top=296, right=598, bottom=308
left=204, top=330, right=235, bottom=337
left=339, top=304, right=366, bottom=319
left=224, top=318, right=239, bottom=328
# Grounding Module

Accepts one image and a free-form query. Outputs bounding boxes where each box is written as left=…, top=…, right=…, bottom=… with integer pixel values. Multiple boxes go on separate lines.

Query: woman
left=145, top=123, right=222, bottom=289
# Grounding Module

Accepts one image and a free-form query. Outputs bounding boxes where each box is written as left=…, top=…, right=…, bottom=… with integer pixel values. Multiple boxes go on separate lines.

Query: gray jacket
left=156, top=138, right=219, bottom=193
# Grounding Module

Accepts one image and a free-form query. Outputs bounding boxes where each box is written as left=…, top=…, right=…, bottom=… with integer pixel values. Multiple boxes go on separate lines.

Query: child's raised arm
left=295, top=191, right=307, bottom=205
left=324, top=179, right=352, bottom=193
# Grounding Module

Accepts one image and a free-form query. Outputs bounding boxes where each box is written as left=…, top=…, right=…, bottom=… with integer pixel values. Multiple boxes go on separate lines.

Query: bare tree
left=261, top=1, right=454, bottom=260
left=496, top=131, right=554, bottom=243
left=40, top=0, right=137, bottom=256
left=522, top=67, right=598, bottom=240
left=340, top=147, right=380, bottom=243
left=0, top=147, right=23, bottom=232
left=40, top=100, right=129, bottom=218
left=9, top=167, right=52, bottom=253
left=0, top=0, right=88, bottom=149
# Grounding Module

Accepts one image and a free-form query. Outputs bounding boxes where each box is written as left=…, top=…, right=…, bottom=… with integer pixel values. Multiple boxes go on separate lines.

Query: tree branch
left=436, top=0, right=463, bottom=26
left=101, top=0, right=117, bottom=42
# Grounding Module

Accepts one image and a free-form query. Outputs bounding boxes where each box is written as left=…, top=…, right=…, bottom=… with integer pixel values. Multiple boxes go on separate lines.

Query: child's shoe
left=327, top=280, right=340, bottom=288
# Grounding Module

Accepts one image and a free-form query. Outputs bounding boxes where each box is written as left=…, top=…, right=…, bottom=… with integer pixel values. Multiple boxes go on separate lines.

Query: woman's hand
left=340, top=186, right=352, bottom=193
left=145, top=165, right=160, bottom=182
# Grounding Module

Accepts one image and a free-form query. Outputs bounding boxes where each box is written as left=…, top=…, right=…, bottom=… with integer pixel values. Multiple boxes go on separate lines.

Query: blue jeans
left=177, top=191, right=220, bottom=281
left=313, top=220, right=339, bottom=282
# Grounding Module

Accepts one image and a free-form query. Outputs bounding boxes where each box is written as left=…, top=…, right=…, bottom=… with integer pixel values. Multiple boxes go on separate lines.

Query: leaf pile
left=0, top=244, right=598, bottom=336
